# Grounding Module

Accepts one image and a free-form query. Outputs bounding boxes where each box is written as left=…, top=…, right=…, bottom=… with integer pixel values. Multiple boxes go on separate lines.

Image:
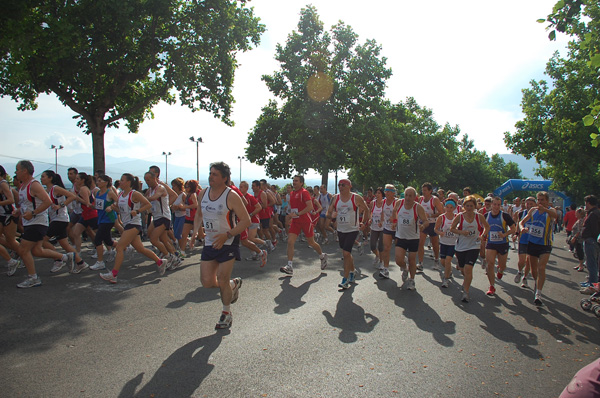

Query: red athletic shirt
left=289, top=188, right=311, bottom=223
left=244, top=193, right=260, bottom=224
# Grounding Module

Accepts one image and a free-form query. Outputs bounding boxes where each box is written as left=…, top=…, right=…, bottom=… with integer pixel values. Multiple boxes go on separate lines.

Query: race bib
left=95, top=198, right=105, bottom=211
left=529, top=226, right=544, bottom=238
left=490, top=231, right=503, bottom=242
left=204, top=218, right=220, bottom=234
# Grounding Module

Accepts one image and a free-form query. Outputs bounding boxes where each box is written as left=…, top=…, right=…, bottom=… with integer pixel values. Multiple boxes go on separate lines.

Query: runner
left=369, top=187, right=385, bottom=268
left=193, top=162, right=251, bottom=329
left=89, top=174, right=119, bottom=271
left=317, top=184, right=334, bottom=244
left=145, top=170, right=180, bottom=270
left=479, top=196, right=493, bottom=269
left=40, top=170, right=88, bottom=273
left=484, top=196, right=517, bottom=296
left=180, top=180, right=199, bottom=253
left=326, top=179, right=370, bottom=289
left=434, top=199, right=458, bottom=288
left=379, top=184, right=398, bottom=279
left=392, top=187, right=429, bottom=290
left=518, top=191, right=558, bottom=306
left=450, top=195, right=490, bottom=302
left=417, top=182, right=444, bottom=272
left=252, top=180, right=275, bottom=252
left=99, top=174, right=166, bottom=283
left=70, top=172, right=98, bottom=255
left=0, top=165, right=20, bottom=274
left=13, top=161, right=75, bottom=288
left=239, top=181, right=268, bottom=267
left=514, top=197, right=536, bottom=288
left=170, top=178, right=187, bottom=254
left=280, top=175, right=328, bottom=276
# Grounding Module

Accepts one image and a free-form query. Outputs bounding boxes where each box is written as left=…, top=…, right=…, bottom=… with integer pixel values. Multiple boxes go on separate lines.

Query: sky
left=0, top=0, right=569, bottom=185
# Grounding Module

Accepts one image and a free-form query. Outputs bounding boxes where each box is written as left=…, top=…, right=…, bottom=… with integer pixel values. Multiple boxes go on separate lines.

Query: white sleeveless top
left=48, top=186, right=69, bottom=223
left=334, top=194, right=359, bottom=233
left=382, top=199, right=397, bottom=232
left=438, top=214, right=458, bottom=246
left=19, top=180, right=48, bottom=227
left=419, top=196, right=437, bottom=223
left=395, top=200, right=419, bottom=240
left=370, top=201, right=384, bottom=232
left=148, top=186, right=171, bottom=220
left=201, top=187, right=237, bottom=247
left=173, top=192, right=186, bottom=218
left=118, top=191, right=141, bottom=226
left=455, top=213, right=483, bottom=252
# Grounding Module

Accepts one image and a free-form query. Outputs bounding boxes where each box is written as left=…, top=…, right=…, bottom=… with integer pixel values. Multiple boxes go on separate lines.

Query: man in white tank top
left=392, top=187, right=429, bottom=290
left=325, top=179, right=370, bottom=289
left=194, top=162, right=251, bottom=330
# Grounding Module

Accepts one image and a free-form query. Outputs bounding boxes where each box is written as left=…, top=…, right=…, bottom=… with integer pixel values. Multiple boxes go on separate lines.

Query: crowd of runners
left=2, top=160, right=599, bottom=330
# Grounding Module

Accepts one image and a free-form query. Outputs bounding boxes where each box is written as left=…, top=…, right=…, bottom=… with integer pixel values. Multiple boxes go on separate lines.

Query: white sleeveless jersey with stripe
left=201, top=187, right=237, bottom=247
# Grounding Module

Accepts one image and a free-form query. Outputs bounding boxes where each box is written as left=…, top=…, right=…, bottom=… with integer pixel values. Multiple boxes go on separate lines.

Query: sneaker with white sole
left=215, top=311, right=232, bottom=329
left=72, top=261, right=89, bottom=274
left=379, top=267, right=390, bottom=279
left=401, top=268, right=408, bottom=282
left=17, top=275, right=42, bottom=288
left=406, top=278, right=416, bottom=290
left=534, top=292, right=543, bottom=306
left=481, top=259, right=487, bottom=270
left=260, top=250, right=268, bottom=268
left=348, top=272, right=355, bottom=283
left=433, top=259, right=441, bottom=271
left=338, top=277, right=350, bottom=289
left=90, top=261, right=106, bottom=271
left=372, top=257, right=380, bottom=267
left=246, top=252, right=259, bottom=261
left=7, top=258, right=20, bottom=276
left=441, top=278, right=449, bottom=288
left=100, top=271, right=117, bottom=284
left=521, top=276, right=528, bottom=288
left=514, top=271, right=523, bottom=284
left=50, top=260, right=65, bottom=273
left=416, top=263, right=424, bottom=273
left=280, top=264, right=293, bottom=275
left=231, top=277, right=242, bottom=304
left=320, top=253, right=328, bottom=270
left=66, top=252, right=76, bottom=270
left=157, top=258, right=167, bottom=276
left=461, top=291, right=470, bottom=302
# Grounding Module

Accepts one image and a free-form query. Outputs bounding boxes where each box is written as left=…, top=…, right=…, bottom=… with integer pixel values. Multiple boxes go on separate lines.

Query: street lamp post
left=189, top=136, right=203, bottom=182
left=50, top=145, right=64, bottom=173
left=162, top=151, right=171, bottom=182
left=238, top=156, right=245, bottom=185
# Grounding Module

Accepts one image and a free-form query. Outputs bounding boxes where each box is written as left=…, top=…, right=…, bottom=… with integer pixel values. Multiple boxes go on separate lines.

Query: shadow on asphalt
left=273, top=273, right=325, bottom=314
left=118, top=330, right=229, bottom=397
left=166, top=287, right=220, bottom=309
left=373, top=271, right=456, bottom=347
left=322, top=287, right=379, bottom=343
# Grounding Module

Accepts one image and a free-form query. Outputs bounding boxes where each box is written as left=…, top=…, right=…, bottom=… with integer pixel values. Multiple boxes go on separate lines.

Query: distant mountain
left=498, top=154, right=543, bottom=180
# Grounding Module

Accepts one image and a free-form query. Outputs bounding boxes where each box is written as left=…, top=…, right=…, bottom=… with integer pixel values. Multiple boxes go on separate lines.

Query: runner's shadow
left=118, top=331, right=229, bottom=398
left=273, top=273, right=325, bottom=314
left=322, top=288, right=379, bottom=343
left=166, top=287, right=220, bottom=309
left=373, top=272, right=456, bottom=347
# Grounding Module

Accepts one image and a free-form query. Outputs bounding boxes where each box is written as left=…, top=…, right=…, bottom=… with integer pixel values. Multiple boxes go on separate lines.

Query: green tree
left=246, top=5, right=391, bottom=186
left=0, top=0, right=264, bottom=172
left=540, top=0, right=600, bottom=146
left=504, top=44, right=600, bottom=202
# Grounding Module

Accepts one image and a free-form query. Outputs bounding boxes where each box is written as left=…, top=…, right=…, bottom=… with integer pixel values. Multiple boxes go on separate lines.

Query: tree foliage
left=504, top=44, right=600, bottom=202
left=0, top=0, right=264, bottom=171
left=245, top=5, right=391, bottom=185
left=540, top=0, right=600, bottom=146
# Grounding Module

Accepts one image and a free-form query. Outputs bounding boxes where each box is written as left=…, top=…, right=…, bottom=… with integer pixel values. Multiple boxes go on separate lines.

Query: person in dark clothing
left=580, top=195, right=600, bottom=292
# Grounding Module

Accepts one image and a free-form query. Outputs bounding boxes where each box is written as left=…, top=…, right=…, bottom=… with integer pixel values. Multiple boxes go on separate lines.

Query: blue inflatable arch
left=493, top=179, right=572, bottom=210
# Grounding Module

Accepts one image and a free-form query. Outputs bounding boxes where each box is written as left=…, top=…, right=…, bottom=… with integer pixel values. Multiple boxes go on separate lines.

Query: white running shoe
left=379, top=267, right=390, bottom=279
left=401, top=268, right=408, bottom=282
left=90, top=261, right=106, bottom=271
left=320, top=253, right=328, bottom=270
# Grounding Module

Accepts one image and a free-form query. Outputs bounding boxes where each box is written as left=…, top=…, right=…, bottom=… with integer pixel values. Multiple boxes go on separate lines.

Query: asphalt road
left=1, top=232, right=598, bottom=398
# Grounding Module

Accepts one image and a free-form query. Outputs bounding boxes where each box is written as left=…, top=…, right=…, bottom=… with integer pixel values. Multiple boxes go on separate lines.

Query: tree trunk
left=90, top=123, right=106, bottom=174
left=321, top=168, right=329, bottom=191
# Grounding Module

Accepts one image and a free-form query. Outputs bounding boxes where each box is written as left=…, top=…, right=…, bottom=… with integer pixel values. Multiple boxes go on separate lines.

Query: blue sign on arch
left=493, top=179, right=571, bottom=210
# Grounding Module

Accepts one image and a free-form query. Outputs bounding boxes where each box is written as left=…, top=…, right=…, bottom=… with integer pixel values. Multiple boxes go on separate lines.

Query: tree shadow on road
left=118, top=331, right=229, bottom=398
left=322, top=288, right=379, bottom=343
left=273, top=273, right=325, bottom=314
left=373, top=272, right=456, bottom=347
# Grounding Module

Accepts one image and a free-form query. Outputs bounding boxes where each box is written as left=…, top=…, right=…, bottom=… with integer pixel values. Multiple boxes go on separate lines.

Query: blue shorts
left=172, top=216, right=185, bottom=240
left=201, top=245, right=241, bottom=263
left=421, top=223, right=437, bottom=237
left=440, top=243, right=455, bottom=259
